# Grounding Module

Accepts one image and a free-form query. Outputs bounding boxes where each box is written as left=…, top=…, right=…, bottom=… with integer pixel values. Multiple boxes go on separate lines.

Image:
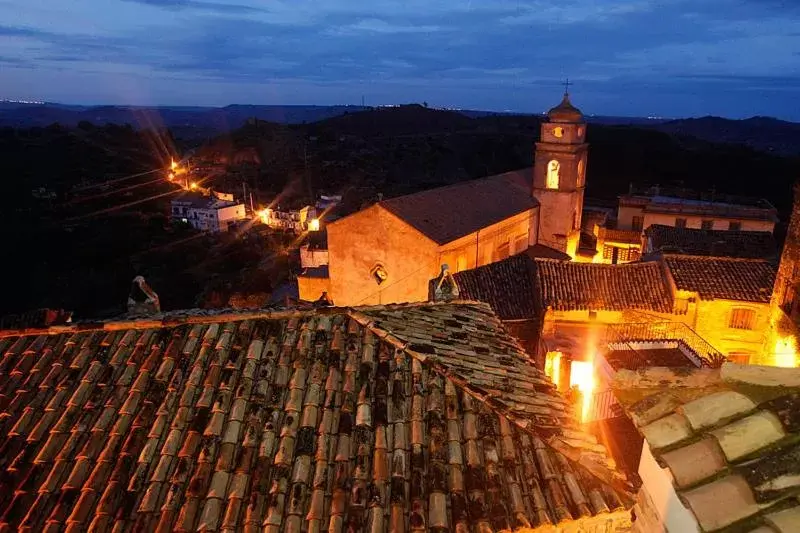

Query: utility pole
left=242, top=182, right=247, bottom=213
left=304, top=140, right=314, bottom=203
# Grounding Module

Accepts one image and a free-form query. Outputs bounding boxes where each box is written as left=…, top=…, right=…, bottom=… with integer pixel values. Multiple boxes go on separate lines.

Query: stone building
left=591, top=186, right=778, bottom=264
left=767, top=181, right=800, bottom=368
left=435, top=250, right=778, bottom=373
left=663, top=255, right=776, bottom=364
left=643, top=224, right=777, bottom=260
left=298, top=92, right=590, bottom=305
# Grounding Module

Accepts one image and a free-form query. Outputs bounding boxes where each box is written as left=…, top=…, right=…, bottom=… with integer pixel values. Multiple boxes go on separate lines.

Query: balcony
left=597, top=226, right=642, bottom=245
left=605, top=321, right=727, bottom=369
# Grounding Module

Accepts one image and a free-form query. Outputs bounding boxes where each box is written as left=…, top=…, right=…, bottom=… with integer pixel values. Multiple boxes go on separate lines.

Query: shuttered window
left=729, top=308, right=756, bottom=330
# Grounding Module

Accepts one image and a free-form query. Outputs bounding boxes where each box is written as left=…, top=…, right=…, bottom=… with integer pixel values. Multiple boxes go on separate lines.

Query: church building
left=298, top=92, right=588, bottom=305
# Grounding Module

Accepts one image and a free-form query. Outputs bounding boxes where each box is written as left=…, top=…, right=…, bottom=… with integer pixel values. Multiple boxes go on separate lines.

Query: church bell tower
left=532, top=86, right=588, bottom=256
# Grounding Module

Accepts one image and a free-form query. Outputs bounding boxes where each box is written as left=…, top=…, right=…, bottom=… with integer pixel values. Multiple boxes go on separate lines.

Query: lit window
left=544, top=351, right=562, bottom=389
left=727, top=352, right=752, bottom=365
left=494, top=242, right=510, bottom=262
left=588, top=310, right=598, bottom=320
left=729, top=221, right=742, bottom=231
left=546, top=160, right=560, bottom=189
left=701, top=220, right=714, bottom=230
left=729, top=308, right=756, bottom=330
left=675, top=218, right=687, bottom=229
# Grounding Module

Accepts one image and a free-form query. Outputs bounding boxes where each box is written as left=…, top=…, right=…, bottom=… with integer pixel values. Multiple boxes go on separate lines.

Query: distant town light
left=170, top=159, right=178, bottom=171
left=190, top=182, right=198, bottom=190
left=308, top=218, right=320, bottom=232
left=167, top=172, right=175, bottom=181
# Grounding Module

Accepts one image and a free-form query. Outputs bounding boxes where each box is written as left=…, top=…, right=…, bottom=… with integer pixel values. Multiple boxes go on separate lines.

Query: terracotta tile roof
left=431, top=254, right=540, bottom=321
left=535, top=259, right=674, bottom=313
left=0, top=301, right=631, bottom=532
left=663, top=255, right=777, bottom=302
left=613, top=363, right=800, bottom=532
left=645, top=224, right=777, bottom=259
left=379, top=168, right=538, bottom=245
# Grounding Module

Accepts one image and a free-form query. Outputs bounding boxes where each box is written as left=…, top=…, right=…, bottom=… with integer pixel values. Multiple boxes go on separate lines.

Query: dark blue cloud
left=121, top=0, right=265, bottom=14
left=1, top=0, right=798, bottom=119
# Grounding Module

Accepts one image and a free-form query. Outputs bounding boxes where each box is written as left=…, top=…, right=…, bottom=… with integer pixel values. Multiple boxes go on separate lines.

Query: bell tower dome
left=532, top=86, right=588, bottom=256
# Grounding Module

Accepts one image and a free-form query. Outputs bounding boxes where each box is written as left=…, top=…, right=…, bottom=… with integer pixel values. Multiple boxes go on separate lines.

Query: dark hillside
left=195, top=105, right=798, bottom=217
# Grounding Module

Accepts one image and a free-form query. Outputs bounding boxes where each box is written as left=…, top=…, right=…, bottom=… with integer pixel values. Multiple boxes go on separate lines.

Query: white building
left=258, top=205, right=318, bottom=233
left=171, top=194, right=246, bottom=233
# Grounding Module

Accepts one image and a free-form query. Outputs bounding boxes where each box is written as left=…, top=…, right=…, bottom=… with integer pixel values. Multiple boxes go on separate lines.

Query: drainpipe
left=475, top=229, right=480, bottom=267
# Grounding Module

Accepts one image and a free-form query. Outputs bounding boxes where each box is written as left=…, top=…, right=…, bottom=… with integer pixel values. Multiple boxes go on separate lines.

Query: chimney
left=315, top=291, right=334, bottom=307
left=433, top=264, right=460, bottom=301
left=127, top=276, right=161, bottom=316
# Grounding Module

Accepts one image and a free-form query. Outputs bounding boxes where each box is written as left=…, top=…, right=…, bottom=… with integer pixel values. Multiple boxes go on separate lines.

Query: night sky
left=2, top=0, right=798, bottom=120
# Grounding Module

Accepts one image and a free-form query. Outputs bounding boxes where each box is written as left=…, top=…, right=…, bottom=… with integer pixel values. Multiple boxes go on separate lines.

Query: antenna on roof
left=563, top=78, right=572, bottom=97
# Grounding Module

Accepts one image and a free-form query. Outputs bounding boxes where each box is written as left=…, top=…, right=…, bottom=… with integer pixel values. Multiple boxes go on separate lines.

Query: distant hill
left=650, top=116, right=800, bottom=156
left=184, top=104, right=799, bottom=221
left=0, top=103, right=372, bottom=134
left=4, top=101, right=798, bottom=155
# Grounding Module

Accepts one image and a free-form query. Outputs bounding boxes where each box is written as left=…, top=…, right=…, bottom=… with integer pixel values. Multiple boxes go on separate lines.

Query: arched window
left=546, top=160, right=560, bottom=189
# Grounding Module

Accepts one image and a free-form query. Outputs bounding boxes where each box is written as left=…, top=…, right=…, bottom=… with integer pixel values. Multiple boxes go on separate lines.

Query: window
left=631, top=216, right=644, bottom=232
left=674, top=298, right=689, bottom=314
left=618, top=247, right=639, bottom=263
left=602, top=245, right=614, bottom=261
left=370, top=264, right=388, bottom=285
left=588, top=310, right=598, bottom=321
left=727, top=352, right=752, bottom=365
left=729, top=308, right=756, bottom=330
left=546, top=160, right=560, bottom=189
left=495, top=241, right=510, bottom=262
left=729, top=221, right=742, bottom=231
left=513, top=234, right=527, bottom=254
left=456, top=255, right=467, bottom=273
left=701, top=220, right=714, bottom=230
left=675, top=218, right=687, bottom=229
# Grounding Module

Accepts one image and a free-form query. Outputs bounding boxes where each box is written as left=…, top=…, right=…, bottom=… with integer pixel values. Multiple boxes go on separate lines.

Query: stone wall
left=693, top=299, right=769, bottom=362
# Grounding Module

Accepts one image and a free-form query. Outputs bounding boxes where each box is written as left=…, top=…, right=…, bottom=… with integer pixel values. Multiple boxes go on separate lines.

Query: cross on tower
left=563, top=78, right=572, bottom=96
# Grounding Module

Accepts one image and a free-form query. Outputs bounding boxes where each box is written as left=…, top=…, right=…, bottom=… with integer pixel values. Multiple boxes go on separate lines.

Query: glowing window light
left=189, top=182, right=198, bottom=190
left=308, top=218, right=320, bottom=232
left=774, top=336, right=798, bottom=368
left=544, top=351, right=562, bottom=390
left=570, top=357, right=596, bottom=423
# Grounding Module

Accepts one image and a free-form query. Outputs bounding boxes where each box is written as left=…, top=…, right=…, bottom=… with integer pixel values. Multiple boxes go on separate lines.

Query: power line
left=66, top=176, right=166, bottom=204
left=66, top=189, right=181, bottom=222
left=72, top=168, right=162, bottom=192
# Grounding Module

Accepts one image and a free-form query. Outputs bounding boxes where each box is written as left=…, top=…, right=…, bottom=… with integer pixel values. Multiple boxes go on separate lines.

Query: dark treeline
left=1, top=106, right=798, bottom=318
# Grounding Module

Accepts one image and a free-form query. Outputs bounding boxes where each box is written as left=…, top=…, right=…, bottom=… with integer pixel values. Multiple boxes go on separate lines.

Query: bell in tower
left=532, top=85, right=589, bottom=257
